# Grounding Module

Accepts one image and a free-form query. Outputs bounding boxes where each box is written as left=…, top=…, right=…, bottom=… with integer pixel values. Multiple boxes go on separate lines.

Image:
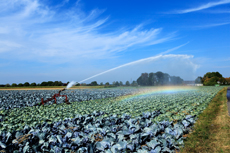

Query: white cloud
left=0, top=0, right=173, bottom=63
left=175, top=0, right=230, bottom=14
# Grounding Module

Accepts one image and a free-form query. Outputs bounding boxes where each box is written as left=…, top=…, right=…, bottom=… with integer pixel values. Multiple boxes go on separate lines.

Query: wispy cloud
left=174, top=0, right=230, bottom=14
left=0, top=0, right=174, bottom=64
left=193, top=22, right=230, bottom=29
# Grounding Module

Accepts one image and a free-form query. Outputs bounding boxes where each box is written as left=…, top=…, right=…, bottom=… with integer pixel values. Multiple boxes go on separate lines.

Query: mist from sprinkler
left=65, top=81, right=77, bottom=89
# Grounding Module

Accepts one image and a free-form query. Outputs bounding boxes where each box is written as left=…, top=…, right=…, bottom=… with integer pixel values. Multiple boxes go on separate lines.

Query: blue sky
left=0, top=0, right=230, bottom=84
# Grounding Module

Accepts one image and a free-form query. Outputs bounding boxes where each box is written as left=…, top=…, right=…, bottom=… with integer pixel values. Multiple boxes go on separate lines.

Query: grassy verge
left=179, top=87, right=230, bottom=153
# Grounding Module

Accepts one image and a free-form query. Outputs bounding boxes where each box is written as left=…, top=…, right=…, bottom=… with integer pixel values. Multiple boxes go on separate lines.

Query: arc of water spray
left=64, top=43, right=193, bottom=88
left=78, top=54, right=193, bottom=83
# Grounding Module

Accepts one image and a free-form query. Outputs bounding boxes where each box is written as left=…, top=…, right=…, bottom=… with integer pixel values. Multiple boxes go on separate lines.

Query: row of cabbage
left=1, top=110, right=196, bottom=153
left=0, top=88, right=144, bottom=110
left=0, top=86, right=224, bottom=152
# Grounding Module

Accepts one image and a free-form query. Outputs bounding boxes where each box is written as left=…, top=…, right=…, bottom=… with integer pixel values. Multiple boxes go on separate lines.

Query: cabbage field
left=0, top=86, right=223, bottom=153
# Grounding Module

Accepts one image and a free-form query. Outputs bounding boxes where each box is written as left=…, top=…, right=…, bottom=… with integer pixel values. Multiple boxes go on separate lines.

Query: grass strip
left=179, top=87, right=230, bottom=153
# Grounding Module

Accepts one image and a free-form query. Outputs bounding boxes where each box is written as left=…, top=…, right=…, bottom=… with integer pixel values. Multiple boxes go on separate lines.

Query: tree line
left=1, top=80, right=138, bottom=87
left=137, top=71, right=184, bottom=86
left=2, top=71, right=229, bottom=87
left=1, top=81, right=64, bottom=87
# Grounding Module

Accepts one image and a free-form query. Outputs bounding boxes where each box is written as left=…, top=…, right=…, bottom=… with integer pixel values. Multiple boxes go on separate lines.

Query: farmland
left=0, top=86, right=225, bottom=152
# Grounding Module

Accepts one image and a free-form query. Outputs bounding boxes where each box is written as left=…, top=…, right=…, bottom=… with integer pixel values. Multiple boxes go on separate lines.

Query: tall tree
left=11, top=83, right=17, bottom=87
left=53, top=81, right=60, bottom=86
left=24, top=82, right=30, bottom=86
left=195, top=76, right=203, bottom=84
left=225, top=77, right=230, bottom=85
left=125, top=81, right=130, bottom=86
left=136, top=72, right=184, bottom=86
left=91, top=81, right=98, bottom=86
left=137, top=73, right=149, bottom=85
left=47, top=81, right=54, bottom=86
left=41, top=81, right=48, bottom=86
left=155, top=71, right=164, bottom=85
left=119, top=81, right=123, bottom=86
left=131, top=81, right=138, bottom=86
left=115, top=81, right=120, bottom=86
left=5, top=84, right=10, bottom=87
left=148, top=72, right=157, bottom=86
left=202, top=72, right=225, bottom=86
left=58, top=81, right=63, bottom=86
left=163, top=73, right=170, bottom=85
left=30, top=82, right=37, bottom=86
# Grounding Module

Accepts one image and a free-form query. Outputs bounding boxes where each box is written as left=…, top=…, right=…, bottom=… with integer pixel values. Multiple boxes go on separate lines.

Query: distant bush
left=30, top=82, right=37, bottom=86
left=5, top=84, right=10, bottom=87
left=24, top=82, right=30, bottom=86
left=11, top=83, right=17, bottom=87
left=18, top=83, right=23, bottom=87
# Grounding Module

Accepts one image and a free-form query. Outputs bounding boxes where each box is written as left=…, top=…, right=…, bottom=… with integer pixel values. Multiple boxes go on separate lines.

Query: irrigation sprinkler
left=39, top=88, right=70, bottom=106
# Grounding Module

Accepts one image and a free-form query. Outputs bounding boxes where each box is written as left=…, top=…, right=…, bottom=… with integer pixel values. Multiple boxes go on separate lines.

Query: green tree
left=47, top=81, right=54, bottom=86
left=11, top=83, right=17, bottom=87
left=24, top=82, right=30, bottom=86
left=119, top=81, right=123, bottom=86
left=125, top=81, right=130, bottom=86
left=53, top=81, right=60, bottom=86
left=170, top=76, right=183, bottom=85
left=203, top=72, right=225, bottom=86
left=195, top=76, right=203, bottom=84
left=58, top=81, right=62, bottom=86
left=137, top=73, right=148, bottom=86
left=131, top=81, right=138, bottom=86
left=18, top=83, right=23, bottom=87
left=148, top=72, right=156, bottom=86
left=115, top=81, right=120, bottom=86
left=41, top=81, right=48, bottom=86
left=100, top=82, right=103, bottom=86
left=105, top=82, right=110, bottom=86
left=5, top=84, right=10, bottom=87
left=30, top=82, right=36, bottom=86
left=155, top=71, right=164, bottom=85
left=91, top=81, right=98, bottom=86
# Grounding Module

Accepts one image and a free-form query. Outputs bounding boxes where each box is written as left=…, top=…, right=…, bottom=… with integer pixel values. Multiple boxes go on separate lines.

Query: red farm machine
left=37, top=88, right=70, bottom=106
